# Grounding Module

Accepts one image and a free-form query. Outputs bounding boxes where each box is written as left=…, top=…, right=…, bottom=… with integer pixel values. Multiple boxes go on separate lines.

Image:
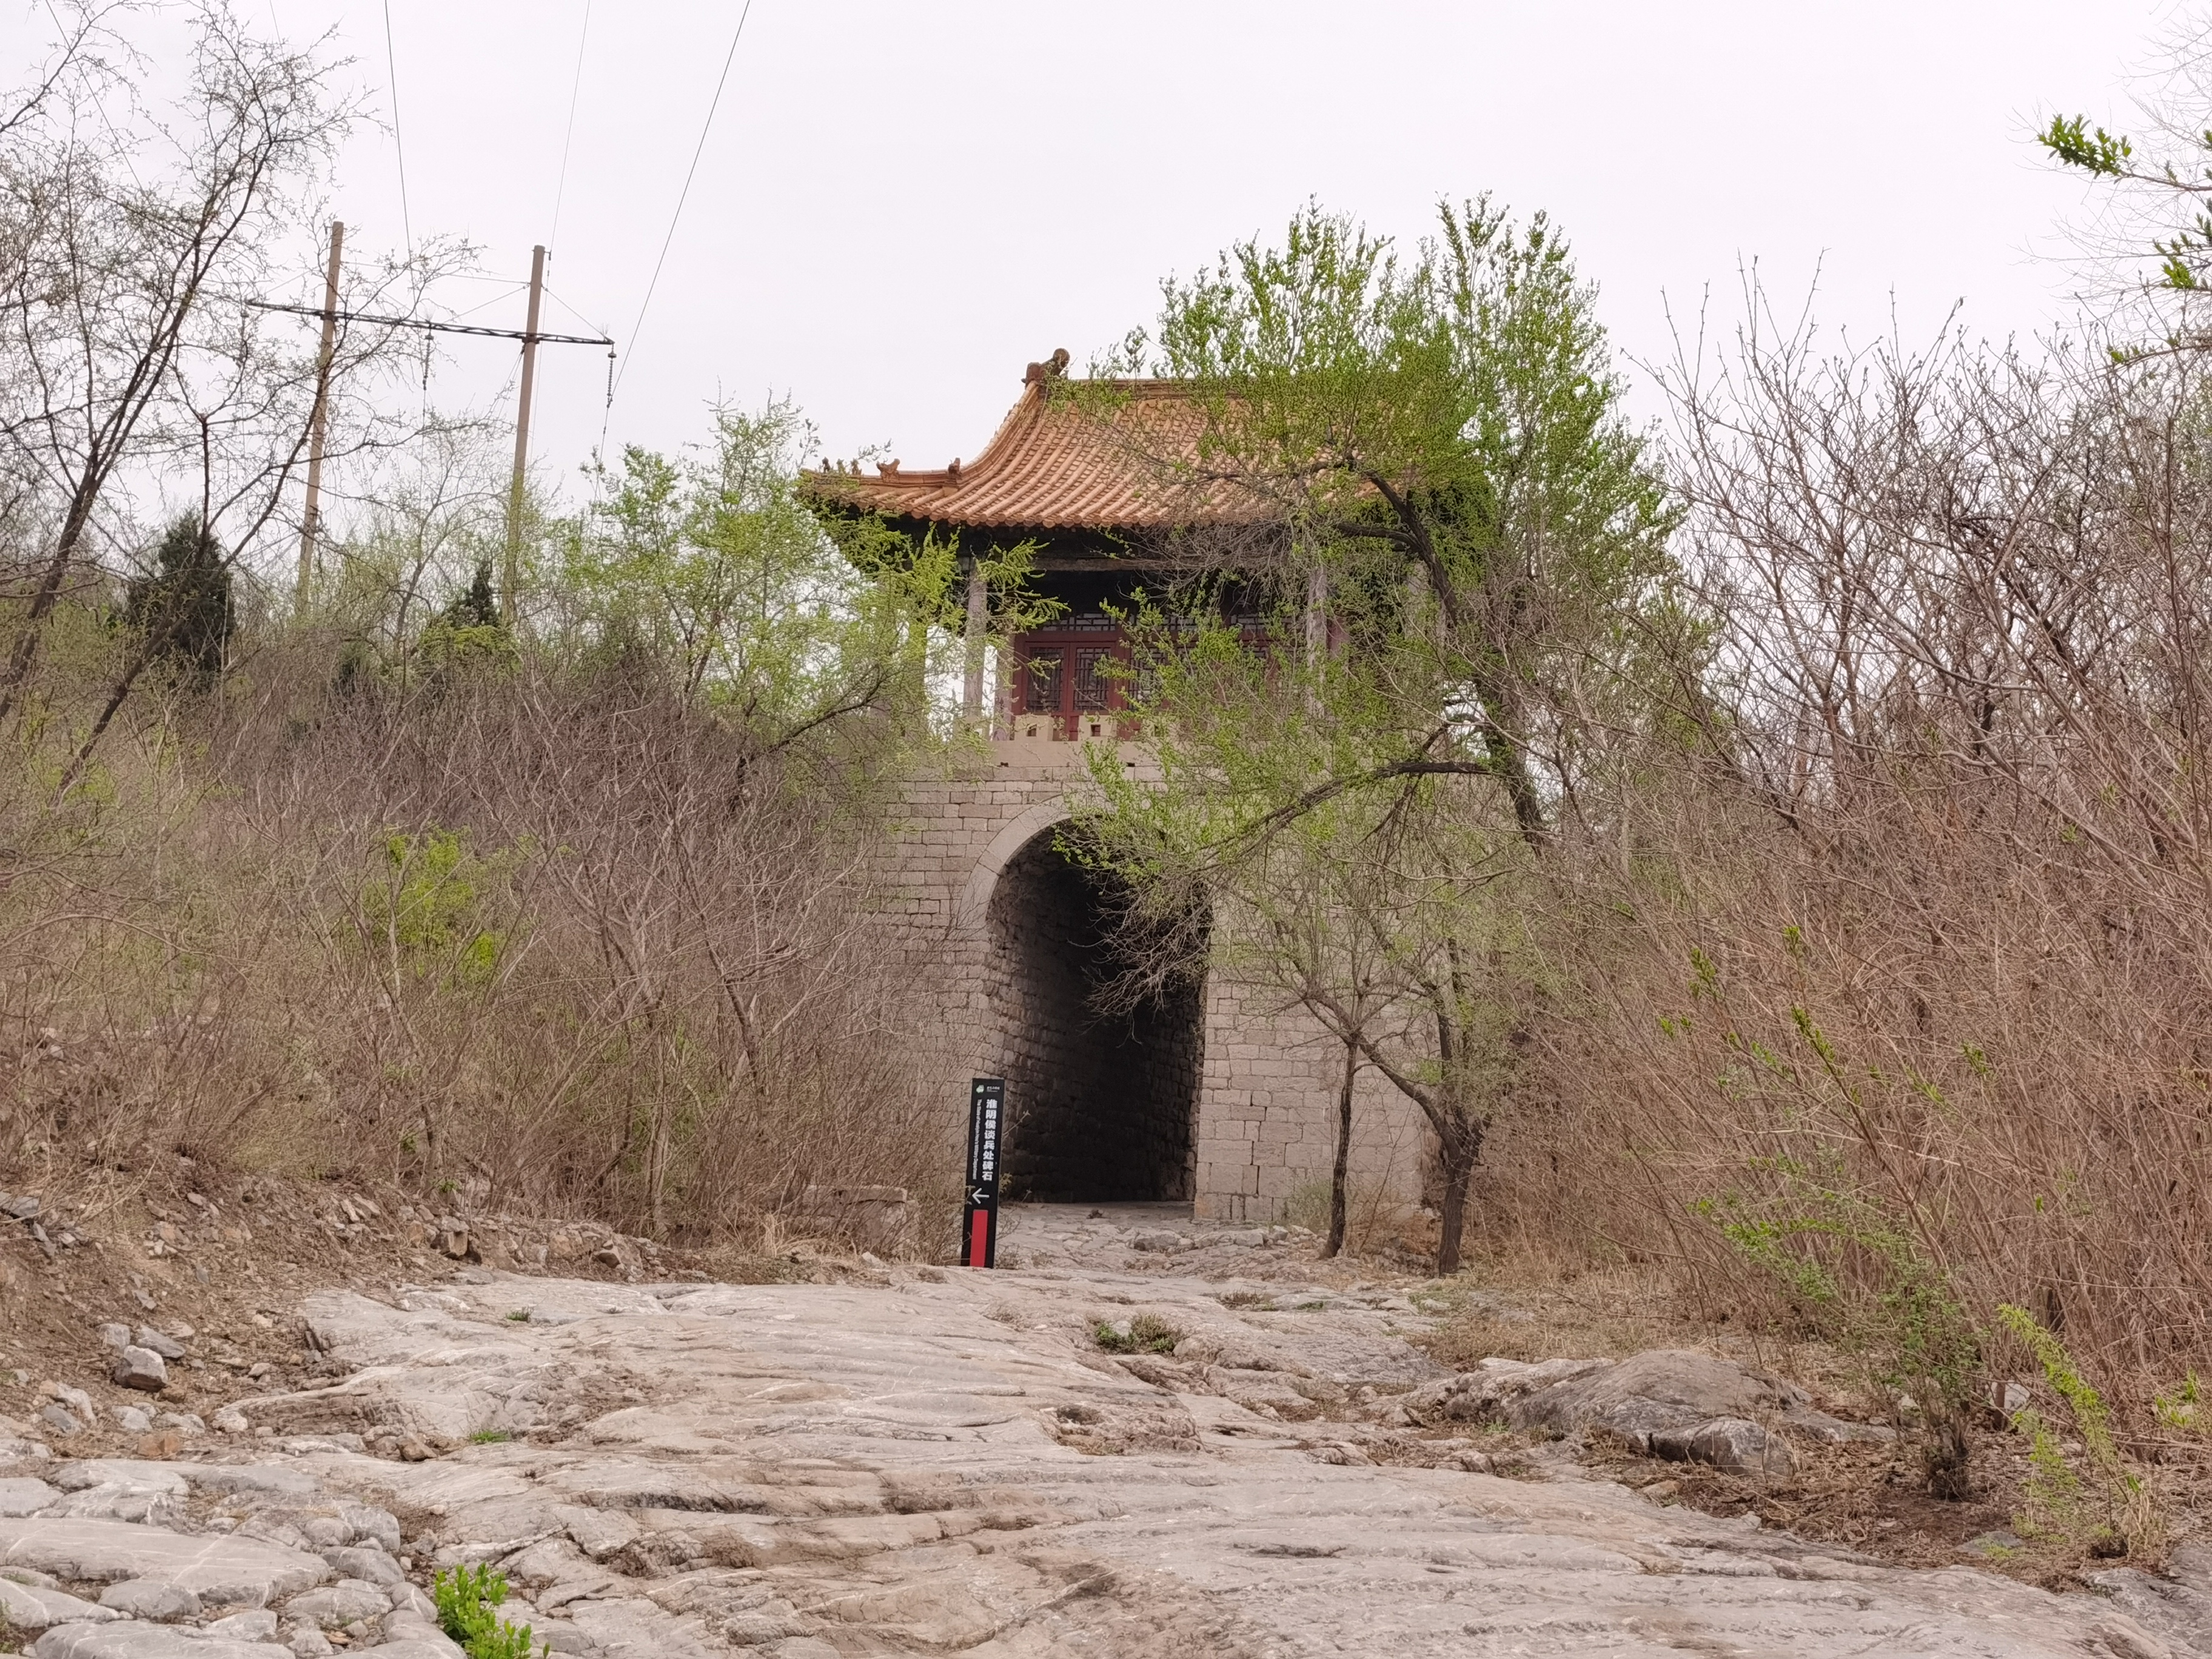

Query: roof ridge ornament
left=1022, top=347, right=1071, bottom=386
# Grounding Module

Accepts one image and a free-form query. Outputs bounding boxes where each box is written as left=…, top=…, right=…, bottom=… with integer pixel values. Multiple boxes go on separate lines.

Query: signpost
left=961, top=1077, right=1004, bottom=1268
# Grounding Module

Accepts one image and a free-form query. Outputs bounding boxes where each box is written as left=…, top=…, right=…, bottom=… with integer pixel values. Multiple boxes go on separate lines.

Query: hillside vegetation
left=2, top=3, right=2209, bottom=1525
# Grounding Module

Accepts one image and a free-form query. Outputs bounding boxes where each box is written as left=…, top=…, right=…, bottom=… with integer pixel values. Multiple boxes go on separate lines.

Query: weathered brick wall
left=879, top=740, right=1430, bottom=1220
left=1190, top=975, right=1433, bottom=1224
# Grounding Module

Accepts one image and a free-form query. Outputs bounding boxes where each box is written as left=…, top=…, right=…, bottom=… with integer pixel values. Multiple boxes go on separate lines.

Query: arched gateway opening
left=984, top=829, right=1204, bottom=1202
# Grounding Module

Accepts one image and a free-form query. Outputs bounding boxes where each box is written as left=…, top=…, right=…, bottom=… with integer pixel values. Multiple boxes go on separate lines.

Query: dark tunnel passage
left=984, top=830, right=1204, bottom=1202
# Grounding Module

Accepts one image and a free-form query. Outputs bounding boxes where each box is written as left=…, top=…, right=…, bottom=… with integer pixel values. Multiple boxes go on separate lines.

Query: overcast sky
left=28, top=2, right=2183, bottom=505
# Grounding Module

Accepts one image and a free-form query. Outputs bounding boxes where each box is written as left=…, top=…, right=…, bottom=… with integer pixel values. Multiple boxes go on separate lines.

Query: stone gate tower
left=812, top=356, right=1430, bottom=1222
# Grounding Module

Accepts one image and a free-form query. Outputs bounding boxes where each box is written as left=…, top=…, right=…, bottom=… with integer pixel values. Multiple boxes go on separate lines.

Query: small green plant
left=433, top=1564, right=544, bottom=1659
left=468, top=1428, right=514, bottom=1444
left=504, top=1310, right=531, bottom=1322
left=1997, top=1305, right=2162, bottom=1560
left=1699, top=1171, right=1981, bottom=1499
left=2154, top=1372, right=2202, bottom=1433
left=1092, top=1313, right=1182, bottom=1354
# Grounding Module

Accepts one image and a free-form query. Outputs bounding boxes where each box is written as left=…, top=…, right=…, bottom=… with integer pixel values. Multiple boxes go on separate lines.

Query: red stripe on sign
left=968, top=1209, right=990, bottom=1268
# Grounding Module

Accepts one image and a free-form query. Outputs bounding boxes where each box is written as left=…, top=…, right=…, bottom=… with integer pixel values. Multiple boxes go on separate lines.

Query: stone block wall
left=1189, top=977, right=1433, bottom=1223
left=877, top=740, right=1430, bottom=1220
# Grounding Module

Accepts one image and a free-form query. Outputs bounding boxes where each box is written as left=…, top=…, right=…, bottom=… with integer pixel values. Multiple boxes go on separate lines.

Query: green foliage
left=357, top=829, right=508, bottom=989
left=2038, top=113, right=2132, bottom=176
left=122, top=514, right=233, bottom=681
left=558, top=396, right=995, bottom=739
left=417, top=561, right=516, bottom=672
left=2036, top=82, right=2212, bottom=293
left=433, top=1564, right=544, bottom=1659
left=2154, top=1372, right=2203, bottom=1433
left=1997, top=1304, right=2159, bottom=1556
left=1700, top=1173, right=1980, bottom=1495
left=468, top=1428, right=514, bottom=1443
left=2013, top=1405, right=2088, bottom=1541
left=443, top=561, right=500, bottom=629
left=1093, top=1314, right=1183, bottom=1353
left=1081, top=196, right=1687, bottom=1274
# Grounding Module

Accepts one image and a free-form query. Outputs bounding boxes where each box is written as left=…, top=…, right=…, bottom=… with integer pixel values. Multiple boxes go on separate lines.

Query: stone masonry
left=881, top=738, right=1432, bottom=1221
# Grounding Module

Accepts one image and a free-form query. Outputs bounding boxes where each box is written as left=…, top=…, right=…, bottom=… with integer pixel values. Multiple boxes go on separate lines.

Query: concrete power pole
left=963, top=561, right=988, bottom=725
left=295, top=220, right=344, bottom=615
left=504, top=244, right=547, bottom=625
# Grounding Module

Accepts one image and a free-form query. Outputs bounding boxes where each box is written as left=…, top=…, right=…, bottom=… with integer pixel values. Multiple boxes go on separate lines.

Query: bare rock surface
left=0, top=1519, right=326, bottom=1603
left=30, top=1627, right=292, bottom=1658
left=0, top=1575, right=121, bottom=1632
left=1401, top=1347, right=1883, bottom=1477
left=0, top=1474, right=58, bottom=1513
left=0, top=1202, right=2203, bottom=1657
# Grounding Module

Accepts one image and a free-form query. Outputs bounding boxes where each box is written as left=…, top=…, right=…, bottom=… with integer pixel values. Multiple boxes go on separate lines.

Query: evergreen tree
left=123, top=514, right=233, bottom=681
left=438, top=561, right=499, bottom=631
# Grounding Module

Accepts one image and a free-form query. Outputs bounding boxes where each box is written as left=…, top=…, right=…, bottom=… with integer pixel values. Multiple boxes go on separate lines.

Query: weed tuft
left=1092, top=1314, right=1183, bottom=1354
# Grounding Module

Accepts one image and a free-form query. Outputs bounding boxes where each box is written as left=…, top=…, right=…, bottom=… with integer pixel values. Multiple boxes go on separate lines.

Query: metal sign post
left=961, top=1078, right=1004, bottom=1267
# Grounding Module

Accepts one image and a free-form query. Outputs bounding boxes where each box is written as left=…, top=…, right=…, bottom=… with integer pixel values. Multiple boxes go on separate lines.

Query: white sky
left=14, top=2, right=2185, bottom=507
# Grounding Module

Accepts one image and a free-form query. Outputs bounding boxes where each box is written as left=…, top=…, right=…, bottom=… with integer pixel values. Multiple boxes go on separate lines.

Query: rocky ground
left=0, top=1201, right=2208, bottom=1657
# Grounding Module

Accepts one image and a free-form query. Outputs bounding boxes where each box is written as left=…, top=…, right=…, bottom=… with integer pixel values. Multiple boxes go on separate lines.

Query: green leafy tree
left=561, top=398, right=950, bottom=737
left=1085, top=201, right=1683, bottom=1273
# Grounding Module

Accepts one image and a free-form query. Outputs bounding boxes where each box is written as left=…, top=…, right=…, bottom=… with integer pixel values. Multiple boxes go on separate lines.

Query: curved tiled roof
left=805, top=369, right=1272, bottom=533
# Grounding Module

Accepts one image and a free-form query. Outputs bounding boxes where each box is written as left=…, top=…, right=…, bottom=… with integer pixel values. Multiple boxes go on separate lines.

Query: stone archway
left=979, top=823, right=1204, bottom=1202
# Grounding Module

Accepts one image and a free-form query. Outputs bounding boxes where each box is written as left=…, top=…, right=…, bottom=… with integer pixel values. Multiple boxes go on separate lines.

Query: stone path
left=2, top=1204, right=2207, bottom=1657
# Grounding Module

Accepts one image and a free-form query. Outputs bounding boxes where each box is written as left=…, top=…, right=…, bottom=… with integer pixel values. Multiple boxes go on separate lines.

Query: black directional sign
left=961, top=1077, right=1004, bottom=1268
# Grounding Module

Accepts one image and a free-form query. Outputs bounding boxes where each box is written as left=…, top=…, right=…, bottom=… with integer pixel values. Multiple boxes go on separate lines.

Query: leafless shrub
left=1482, top=293, right=2212, bottom=1406
left=0, top=643, right=957, bottom=1249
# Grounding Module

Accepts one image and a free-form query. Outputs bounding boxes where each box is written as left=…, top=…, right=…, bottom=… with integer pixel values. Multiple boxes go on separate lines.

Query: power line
left=548, top=0, right=592, bottom=253
left=447, top=282, right=529, bottom=322
left=382, top=0, right=414, bottom=260
left=244, top=298, right=610, bottom=347
left=542, top=282, right=612, bottom=338
left=613, top=0, right=753, bottom=399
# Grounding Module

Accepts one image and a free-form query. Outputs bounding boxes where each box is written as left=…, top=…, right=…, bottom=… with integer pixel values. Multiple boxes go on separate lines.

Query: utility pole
left=504, top=243, right=546, bottom=625
left=963, top=560, right=987, bottom=725
left=252, top=239, right=606, bottom=625
left=295, top=220, right=344, bottom=615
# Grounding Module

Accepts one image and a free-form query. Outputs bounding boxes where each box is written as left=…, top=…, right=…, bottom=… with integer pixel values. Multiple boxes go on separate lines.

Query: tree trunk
left=1469, top=660, right=1548, bottom=848
left=1324, top=1037, right=1356, bottom=1259
left=1435, top=1119, right=1478, bottom=1275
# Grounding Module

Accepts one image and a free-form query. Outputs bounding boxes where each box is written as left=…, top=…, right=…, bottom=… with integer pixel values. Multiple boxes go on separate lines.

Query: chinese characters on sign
left=962, top=1077, right=1004, bottom=1268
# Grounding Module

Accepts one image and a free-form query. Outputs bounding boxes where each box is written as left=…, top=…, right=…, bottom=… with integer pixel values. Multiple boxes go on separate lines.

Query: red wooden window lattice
left=1012, top=626, right=1130, bottom=739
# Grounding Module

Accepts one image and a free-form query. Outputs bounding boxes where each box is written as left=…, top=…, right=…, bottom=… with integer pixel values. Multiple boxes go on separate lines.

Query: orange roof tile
left=805, top=366, right=1272, bottom=534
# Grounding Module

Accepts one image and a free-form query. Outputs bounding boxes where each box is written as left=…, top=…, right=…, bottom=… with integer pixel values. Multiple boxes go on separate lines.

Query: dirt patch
left=0, top=1159, right=825, bottom=1459
left=1579, top=1407, right=2211, bottom=1587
